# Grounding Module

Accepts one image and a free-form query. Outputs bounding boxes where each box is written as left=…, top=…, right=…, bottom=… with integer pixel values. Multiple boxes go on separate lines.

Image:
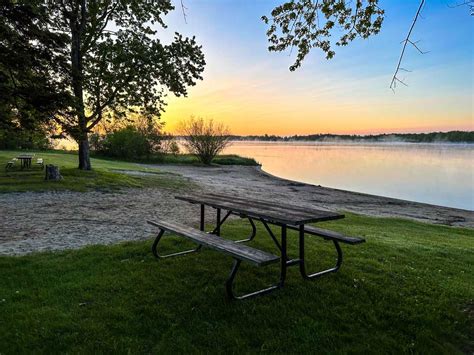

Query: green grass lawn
left=0, top=214, right=472, bottom=353
left=0, top=150, right=186, bottom=192
left=135, top=153, right=258, bottom=166
left=0, top=150, right=256, bottom=193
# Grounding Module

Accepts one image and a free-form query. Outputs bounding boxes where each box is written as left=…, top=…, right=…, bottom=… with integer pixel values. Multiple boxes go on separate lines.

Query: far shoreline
left=227, top=139, right=474, bottom=146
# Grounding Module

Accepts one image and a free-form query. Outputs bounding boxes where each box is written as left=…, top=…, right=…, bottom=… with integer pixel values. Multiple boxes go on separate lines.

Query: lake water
left=223, top=141, right=474, bottom=211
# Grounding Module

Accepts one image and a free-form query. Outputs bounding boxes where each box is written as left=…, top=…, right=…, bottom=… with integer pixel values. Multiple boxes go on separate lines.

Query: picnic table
left=16, top=154, right=35, bottom=169
left=148, top=193, right=365, bottom=300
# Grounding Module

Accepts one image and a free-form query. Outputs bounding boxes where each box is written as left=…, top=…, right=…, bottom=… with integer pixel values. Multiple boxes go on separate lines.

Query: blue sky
left=158, top=0, right=473, bottom=134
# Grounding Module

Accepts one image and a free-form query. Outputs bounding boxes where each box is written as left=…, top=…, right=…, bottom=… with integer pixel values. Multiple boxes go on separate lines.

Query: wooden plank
left=204, top=193, right=345, bottom=226
left=287, top=225, right=365, bottom=244
left=147, top=219, right=279, bottom=266
left=175, top=194, right=343, bottom=225
left=180, top=193, right=343, bottom=220
left=176, top=194, right=307, bottom=225
left=205, top=192, right=342, bottom=218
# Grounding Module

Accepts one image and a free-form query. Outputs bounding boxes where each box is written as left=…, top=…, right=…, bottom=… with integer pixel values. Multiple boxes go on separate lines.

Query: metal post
left=200, top=204, right=205, bottom=231
left=279, top=224, right=287, bottom=287
left=216, top=208, right=221, bottom=236
left=260, top=219, right=283, bottom=252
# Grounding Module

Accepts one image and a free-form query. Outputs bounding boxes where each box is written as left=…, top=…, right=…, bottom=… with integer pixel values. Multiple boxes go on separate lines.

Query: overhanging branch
left=389, top=0, right=426, bottom=91
left=180, top=0, right=188, bottom=23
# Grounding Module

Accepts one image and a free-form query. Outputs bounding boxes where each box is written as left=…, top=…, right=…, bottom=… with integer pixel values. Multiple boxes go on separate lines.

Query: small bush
left=178, top=117, right=230, bottom=165
left=102, top=126, right=150, bottom=159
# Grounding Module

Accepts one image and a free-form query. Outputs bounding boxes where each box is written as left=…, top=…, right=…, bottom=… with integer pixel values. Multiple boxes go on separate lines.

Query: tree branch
left=390, top=0, right=426, bottom=91
left=82, top=1, right=117, bottom=53
left=86, top=73, right=134, bottom=130
left=180, top=0, right=188, bottom=23
left=448, top=0, right=474, bottom=15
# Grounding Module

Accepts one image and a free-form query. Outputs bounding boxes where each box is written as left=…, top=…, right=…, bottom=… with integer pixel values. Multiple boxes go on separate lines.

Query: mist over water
left=224, top=141, right=474, bottom=211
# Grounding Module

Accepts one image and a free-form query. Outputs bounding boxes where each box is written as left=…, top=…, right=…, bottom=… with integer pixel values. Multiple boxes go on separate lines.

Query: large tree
left=0, top=1, right=70, bottom=136
left=2, top=0, right=205, bottom=170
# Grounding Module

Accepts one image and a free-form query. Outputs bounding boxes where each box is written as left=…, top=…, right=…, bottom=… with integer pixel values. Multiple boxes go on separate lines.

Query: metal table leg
left=151, top=229, right=202, bottom=258
left=279, top=224, right=287, bottom=287
left=225, top=224, right=288, bottom=300
left=200, top=204, right=205, bottom=231
left=235, top=217, right=257, bottom=243
left=298, top=224, right=343, bottom=279
left=260, top=218, right=283, bottom=252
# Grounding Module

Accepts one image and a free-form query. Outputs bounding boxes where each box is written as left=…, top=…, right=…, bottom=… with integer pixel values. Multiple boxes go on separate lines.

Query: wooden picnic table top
left=16, top=154, right=35, bottom=159
left=175, top=193, right=344, bottom=226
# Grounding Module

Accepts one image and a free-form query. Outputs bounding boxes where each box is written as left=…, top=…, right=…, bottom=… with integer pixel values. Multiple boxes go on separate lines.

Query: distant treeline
left=229, top=131, right=474, bottom=143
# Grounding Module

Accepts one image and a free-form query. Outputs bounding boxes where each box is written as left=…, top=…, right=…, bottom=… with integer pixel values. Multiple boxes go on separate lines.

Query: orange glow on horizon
left=161, top=85, right=473, bottom=136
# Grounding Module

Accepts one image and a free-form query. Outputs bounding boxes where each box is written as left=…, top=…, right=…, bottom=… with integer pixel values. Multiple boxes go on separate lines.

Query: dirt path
left=1, top=165, right=472, bottom=255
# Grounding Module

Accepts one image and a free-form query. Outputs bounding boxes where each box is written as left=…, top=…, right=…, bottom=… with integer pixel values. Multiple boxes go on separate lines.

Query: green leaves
left=2, top=0, right=205, bottom=147
left=262, top=0, right=385, bottom=71
left=63, top=0, right=206, bottom=131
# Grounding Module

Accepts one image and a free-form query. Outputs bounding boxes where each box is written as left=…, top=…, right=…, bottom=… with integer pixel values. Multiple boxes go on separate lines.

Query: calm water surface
left=224, top=141, right=474, bottom=211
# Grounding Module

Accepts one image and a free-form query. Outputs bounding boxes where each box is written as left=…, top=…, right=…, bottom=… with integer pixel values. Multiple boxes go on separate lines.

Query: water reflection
left=224, top=142, right=474, bottom=210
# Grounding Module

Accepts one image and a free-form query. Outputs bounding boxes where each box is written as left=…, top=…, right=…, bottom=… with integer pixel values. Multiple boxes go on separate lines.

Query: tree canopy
left=262, top=0, right=384, bottom=71
left=1, top=0, right=206, bottom=169
left=262, top=0, right=472, bottom=88
left=0, top=1, right=70, bottom=133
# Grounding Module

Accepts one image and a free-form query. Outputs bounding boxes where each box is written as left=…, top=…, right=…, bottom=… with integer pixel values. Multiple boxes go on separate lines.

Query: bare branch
left=395, top=77, right=408, bottom=87
left=407, top=39, right=429, bottom=54
left=390, top=0, right=426, bottom=91
left=180, top=0, right=188, bottom=23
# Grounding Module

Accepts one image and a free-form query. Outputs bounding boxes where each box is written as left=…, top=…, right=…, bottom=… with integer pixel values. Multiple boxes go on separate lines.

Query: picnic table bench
left=5, top=154, right=44, bottom=171
left=5, top=158, right=17, bottom=171
left=147, top=193, right=365, bottom=300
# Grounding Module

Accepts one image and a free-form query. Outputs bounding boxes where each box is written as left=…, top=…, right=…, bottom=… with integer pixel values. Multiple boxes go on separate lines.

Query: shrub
left=178, top=117, right=230, bottom=165
left=90, top=117, right=167, bottom=159
left=101, top=126, right=151, bottom=159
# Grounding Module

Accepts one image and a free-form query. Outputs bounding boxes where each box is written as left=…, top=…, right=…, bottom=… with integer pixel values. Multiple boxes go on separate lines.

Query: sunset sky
left=158, top=0, right=473, bottom=135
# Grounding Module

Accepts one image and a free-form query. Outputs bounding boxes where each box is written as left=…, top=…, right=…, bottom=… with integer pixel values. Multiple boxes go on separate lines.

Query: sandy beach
left=1, top=164, right=472, bottom=256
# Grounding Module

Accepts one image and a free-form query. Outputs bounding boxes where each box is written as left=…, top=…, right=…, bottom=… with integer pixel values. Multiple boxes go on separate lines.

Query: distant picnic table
left=16, top=154, right=35, bottom=169
left=148, top=193, right=365, bottom=300
left=5, top=154, right=44, bottom=171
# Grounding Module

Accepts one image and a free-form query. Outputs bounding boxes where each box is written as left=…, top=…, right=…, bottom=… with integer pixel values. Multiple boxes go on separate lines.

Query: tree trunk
left=78, top=135, right=91, bottom=170
left=70, top=0, right=90, bottom=170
